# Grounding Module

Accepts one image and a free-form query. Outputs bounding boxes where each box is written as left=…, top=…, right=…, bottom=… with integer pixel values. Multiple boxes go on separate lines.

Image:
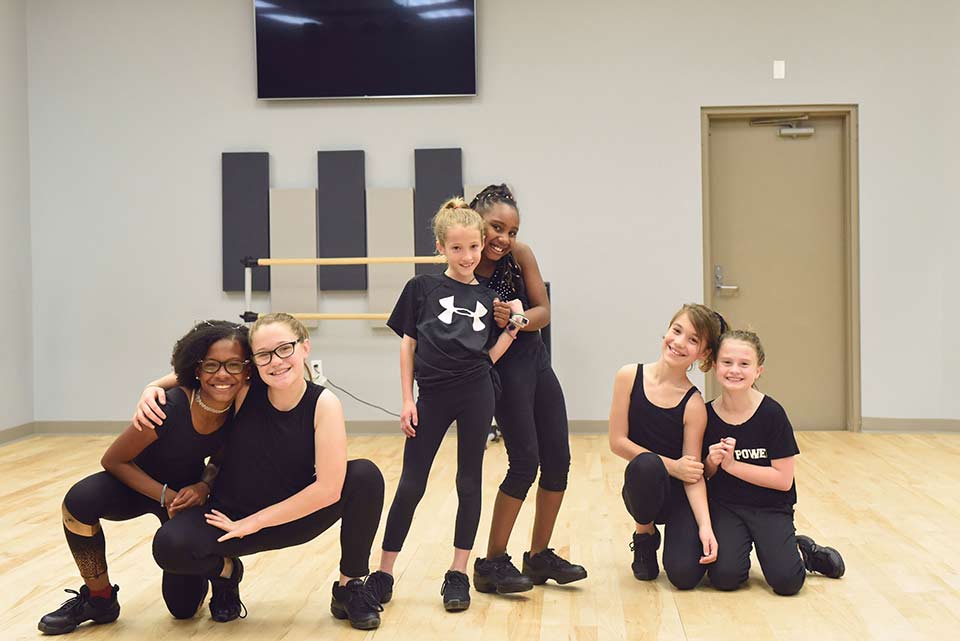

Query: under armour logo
left=437, top=296, right=487, bottom=331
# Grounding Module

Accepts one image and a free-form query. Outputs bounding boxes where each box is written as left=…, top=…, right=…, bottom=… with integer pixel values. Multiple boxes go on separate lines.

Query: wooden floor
left=2, top=432, right=959, bottom=641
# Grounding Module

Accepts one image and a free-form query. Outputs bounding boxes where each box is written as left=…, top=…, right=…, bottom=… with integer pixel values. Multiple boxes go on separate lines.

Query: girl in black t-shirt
left=377, top=198, right=523, bottom=612
left=37, top=321, right=249, bottom=635
left=703, top=330, right=845, bottom=595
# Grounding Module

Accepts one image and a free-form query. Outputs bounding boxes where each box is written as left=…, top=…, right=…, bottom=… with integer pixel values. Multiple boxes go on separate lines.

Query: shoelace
left=54, top=589, right=86, bottom=614
left=363, top=574, right=390, bottom=602
left=347, top=582, right=384, bottom=613
left=489, top=556, right=523, bottom=578
left=441, top=573, right=470, bottom=595
left=535, top=548, right=570, bottom=568
left=210, top=584, right=247, bottom=619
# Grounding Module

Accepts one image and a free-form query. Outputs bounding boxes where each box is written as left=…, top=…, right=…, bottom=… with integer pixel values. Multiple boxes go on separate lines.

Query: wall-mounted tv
left=254, top=0, right=477, bottom=100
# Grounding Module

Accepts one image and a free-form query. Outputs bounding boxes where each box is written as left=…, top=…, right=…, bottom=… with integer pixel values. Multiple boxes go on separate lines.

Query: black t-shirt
left=704, top=395, right=800, bottom=508
left=213, top=379, right=324, bottom=519
left=387, top=273, right=499, bottom=390
left=134, top=387, right=230, bottom=490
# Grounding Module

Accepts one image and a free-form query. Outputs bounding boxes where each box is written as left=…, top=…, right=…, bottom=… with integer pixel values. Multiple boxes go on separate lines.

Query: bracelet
left=160, top=483, right=168, bottom=507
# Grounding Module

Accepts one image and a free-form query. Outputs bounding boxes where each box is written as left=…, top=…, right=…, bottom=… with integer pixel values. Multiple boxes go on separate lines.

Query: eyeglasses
left=198, top=358, right=249, bottom=375
left=251, top=340, right=300, bottom=366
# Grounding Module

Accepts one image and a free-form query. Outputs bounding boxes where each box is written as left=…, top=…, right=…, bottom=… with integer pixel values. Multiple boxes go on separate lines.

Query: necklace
left=192, top=389, right=232, bottom=414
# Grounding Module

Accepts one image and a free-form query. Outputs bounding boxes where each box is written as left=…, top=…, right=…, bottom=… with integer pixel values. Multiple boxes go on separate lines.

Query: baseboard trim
left=0, top=422, right=36, bottom=445
left=862, top=417, right=960, bottom=432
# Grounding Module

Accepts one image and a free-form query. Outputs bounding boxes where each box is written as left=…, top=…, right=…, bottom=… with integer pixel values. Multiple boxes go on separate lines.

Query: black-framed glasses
left=198, top=358, right=249, bottom=375
left=251, top=340, right=300, bottom=366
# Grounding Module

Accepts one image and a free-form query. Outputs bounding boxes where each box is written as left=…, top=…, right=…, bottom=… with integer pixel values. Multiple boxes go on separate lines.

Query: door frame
left=700, top=104, right=861, bottom=431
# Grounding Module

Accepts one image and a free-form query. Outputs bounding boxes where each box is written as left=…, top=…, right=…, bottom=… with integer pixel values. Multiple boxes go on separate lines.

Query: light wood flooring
left=2, top=432, right=958, bottom=641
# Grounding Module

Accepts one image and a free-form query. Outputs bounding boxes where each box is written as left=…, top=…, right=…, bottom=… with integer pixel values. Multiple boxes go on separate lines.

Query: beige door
left=704, top=110, right=857, bottom=430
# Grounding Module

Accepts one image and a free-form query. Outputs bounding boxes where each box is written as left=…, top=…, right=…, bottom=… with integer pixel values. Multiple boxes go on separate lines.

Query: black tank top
left=134, top=387, right=230, bottom=490
left=213, top=379, right=325, bottom=518
left=478, top=255, right=544, bottom=362
left=627, top=364, right=699, bottom=460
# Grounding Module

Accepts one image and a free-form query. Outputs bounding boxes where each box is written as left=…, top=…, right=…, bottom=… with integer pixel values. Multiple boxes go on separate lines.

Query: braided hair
left=470, top=184, right=522, bottom=297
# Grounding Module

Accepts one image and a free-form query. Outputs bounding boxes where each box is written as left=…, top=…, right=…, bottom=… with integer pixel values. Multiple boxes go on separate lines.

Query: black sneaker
left=473, top=554, right=534, bottom=594
left=796, top=535, right=845, bottom=578
left=630, top=527, right=661, bottom=581
left=440, top=570, right=471, bottom=612
left=522, top=548, right=588, bottom=585
left=209, top=557, right=246, bottom=622
left=37, top=584, right=120, bottom=635
left=331, top=579, right=383, bottom=630
left=365, top=570, right=394, bottom=604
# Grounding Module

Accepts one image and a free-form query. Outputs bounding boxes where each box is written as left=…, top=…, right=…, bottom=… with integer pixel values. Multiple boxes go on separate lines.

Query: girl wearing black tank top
left=701, top=330, right=845, bottom=595
left=38, top=321, right=248, bottom=635
left=139, top=313, right=386, bottom=630
left=608, top=304, right=724, bottom=589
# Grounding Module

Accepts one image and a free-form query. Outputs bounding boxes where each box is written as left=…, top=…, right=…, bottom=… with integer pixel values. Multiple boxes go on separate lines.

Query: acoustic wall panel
left=414, top=148, right=462, bottom=275
left=269, top=188, right=318, bottom=327
left=317, top=150, right=367, bottom=290
left=366, top=188, right=415, bottom=329
left=222, top=152, right=270, bottom=292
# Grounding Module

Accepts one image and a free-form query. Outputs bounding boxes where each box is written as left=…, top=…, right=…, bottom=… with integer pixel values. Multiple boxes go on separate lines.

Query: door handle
left=714, top=265, right=740, bottom=293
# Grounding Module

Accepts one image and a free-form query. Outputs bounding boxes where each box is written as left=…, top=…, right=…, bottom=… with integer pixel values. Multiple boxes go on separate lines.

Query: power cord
left=324, top=377, right=400, bottom=418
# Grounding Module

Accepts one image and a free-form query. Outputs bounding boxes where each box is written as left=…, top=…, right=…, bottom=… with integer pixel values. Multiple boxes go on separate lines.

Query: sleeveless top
left=134, top=387, right=230, bottom=490
left=477, top=254, right=546, bottom=364
left=627, top=364, right=699, bottom=460
left=213, top=379, right=325, bottom=518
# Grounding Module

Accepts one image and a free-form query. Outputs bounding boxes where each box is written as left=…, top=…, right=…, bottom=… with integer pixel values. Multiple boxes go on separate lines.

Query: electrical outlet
left=310, top=360, right=325, bottom=384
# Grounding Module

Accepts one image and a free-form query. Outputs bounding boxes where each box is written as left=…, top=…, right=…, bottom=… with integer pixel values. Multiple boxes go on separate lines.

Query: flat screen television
left=254, top=0, right=477, bottom=99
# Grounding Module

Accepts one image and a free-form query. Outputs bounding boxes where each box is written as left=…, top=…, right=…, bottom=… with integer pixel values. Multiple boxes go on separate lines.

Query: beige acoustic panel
left=269, top=188, right=318, bottom=328
left=366, top=188, right=415, bottom=330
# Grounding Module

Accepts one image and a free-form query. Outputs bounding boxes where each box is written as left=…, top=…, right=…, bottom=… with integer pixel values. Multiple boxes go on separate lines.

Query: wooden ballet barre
left=256, top=256, right=446, bottom=267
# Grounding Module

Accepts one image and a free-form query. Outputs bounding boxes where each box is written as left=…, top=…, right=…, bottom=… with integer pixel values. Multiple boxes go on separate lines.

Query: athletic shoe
left=796, top=535, right=845, bottom=578
left=331, top=579, right=383, bottom=630
left=522, top=548, right=588, bottom=585
left=364, top=570, right=394, bottom=604
left=474, top=554, right=534, bottom=594
left=209, top=557, right=246, bottom=622
left=441, top=570, right=471, bottom=612
left=630, top=527, right=661, bottom=581
left=37, top=584, right=120, bottom=635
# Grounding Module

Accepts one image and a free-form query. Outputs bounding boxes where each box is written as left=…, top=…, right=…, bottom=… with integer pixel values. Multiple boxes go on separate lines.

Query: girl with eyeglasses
left=137, top=313, right=386, bottom=631
left=38, top=320, right=250, bottom=635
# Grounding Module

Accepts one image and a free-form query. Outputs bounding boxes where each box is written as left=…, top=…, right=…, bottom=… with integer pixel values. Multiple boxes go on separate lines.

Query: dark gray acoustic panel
left=317, top=150, right=367, bottom=290
left=414, top=148, right=462, bottom=275
left=222, top=152, right=270, bottom=292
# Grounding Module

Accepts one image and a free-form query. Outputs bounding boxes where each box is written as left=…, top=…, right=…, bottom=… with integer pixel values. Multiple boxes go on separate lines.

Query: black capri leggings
left=382, top=376, right=494, bottom=552
left=495, top=344, right=571, bottom=500
left=621, top=452, right=707, bottom=590
left=63, top=472, right=209, bottom=619
left=152, top=459, right=384, bottom=579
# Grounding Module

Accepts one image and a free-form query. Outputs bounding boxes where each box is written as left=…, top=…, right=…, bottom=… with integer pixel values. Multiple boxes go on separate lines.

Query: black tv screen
left=254, top=0, right=477, bottom=99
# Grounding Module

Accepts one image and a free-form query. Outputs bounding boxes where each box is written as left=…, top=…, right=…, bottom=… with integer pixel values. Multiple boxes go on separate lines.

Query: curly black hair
left=470, top=183, right=522, bottom=295
left=170, top=320, right=252, bottom=389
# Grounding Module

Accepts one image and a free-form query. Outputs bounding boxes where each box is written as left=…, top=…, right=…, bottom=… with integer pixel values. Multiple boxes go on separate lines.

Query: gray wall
left=0, top=0, right=33, bottom=432
left=23, top=0, right=960, bottom=423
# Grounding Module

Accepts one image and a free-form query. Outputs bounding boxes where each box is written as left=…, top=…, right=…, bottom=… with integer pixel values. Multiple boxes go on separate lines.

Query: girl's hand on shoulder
left=400, top=400, right=418, bottom=438
left=205, top=509, right=263, bottom=542
left=133, top=386, right=167, bottom=431
left=167, top=482, right=210, bottom=518
left=698, top=526, right=718, bottom=564
left=672, top=455, right=704, bottom=483
left=492, top=299, right=511, bottom=328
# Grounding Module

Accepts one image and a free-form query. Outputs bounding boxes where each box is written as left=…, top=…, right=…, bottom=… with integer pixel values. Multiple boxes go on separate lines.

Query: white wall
left=0, top=0, right=33, bottom=432
left=25, top=0, right=959, bottom=423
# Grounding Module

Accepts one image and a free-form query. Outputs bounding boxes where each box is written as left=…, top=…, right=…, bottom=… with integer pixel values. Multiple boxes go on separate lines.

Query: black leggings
left=382, top=376, right=494, bottom=551
left=706, top=501, right=805, bottom=596
left=495, top=345, right=571, bottom=500
left=152, top=459, right=384, bottom=579
left=62, top=472, right=209, bottom=619
left=621, top=453, right=706, bottom=589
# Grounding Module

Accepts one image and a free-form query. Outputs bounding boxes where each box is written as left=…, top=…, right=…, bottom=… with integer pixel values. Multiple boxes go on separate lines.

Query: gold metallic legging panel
left=62, top=503, right=107, bottom=579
